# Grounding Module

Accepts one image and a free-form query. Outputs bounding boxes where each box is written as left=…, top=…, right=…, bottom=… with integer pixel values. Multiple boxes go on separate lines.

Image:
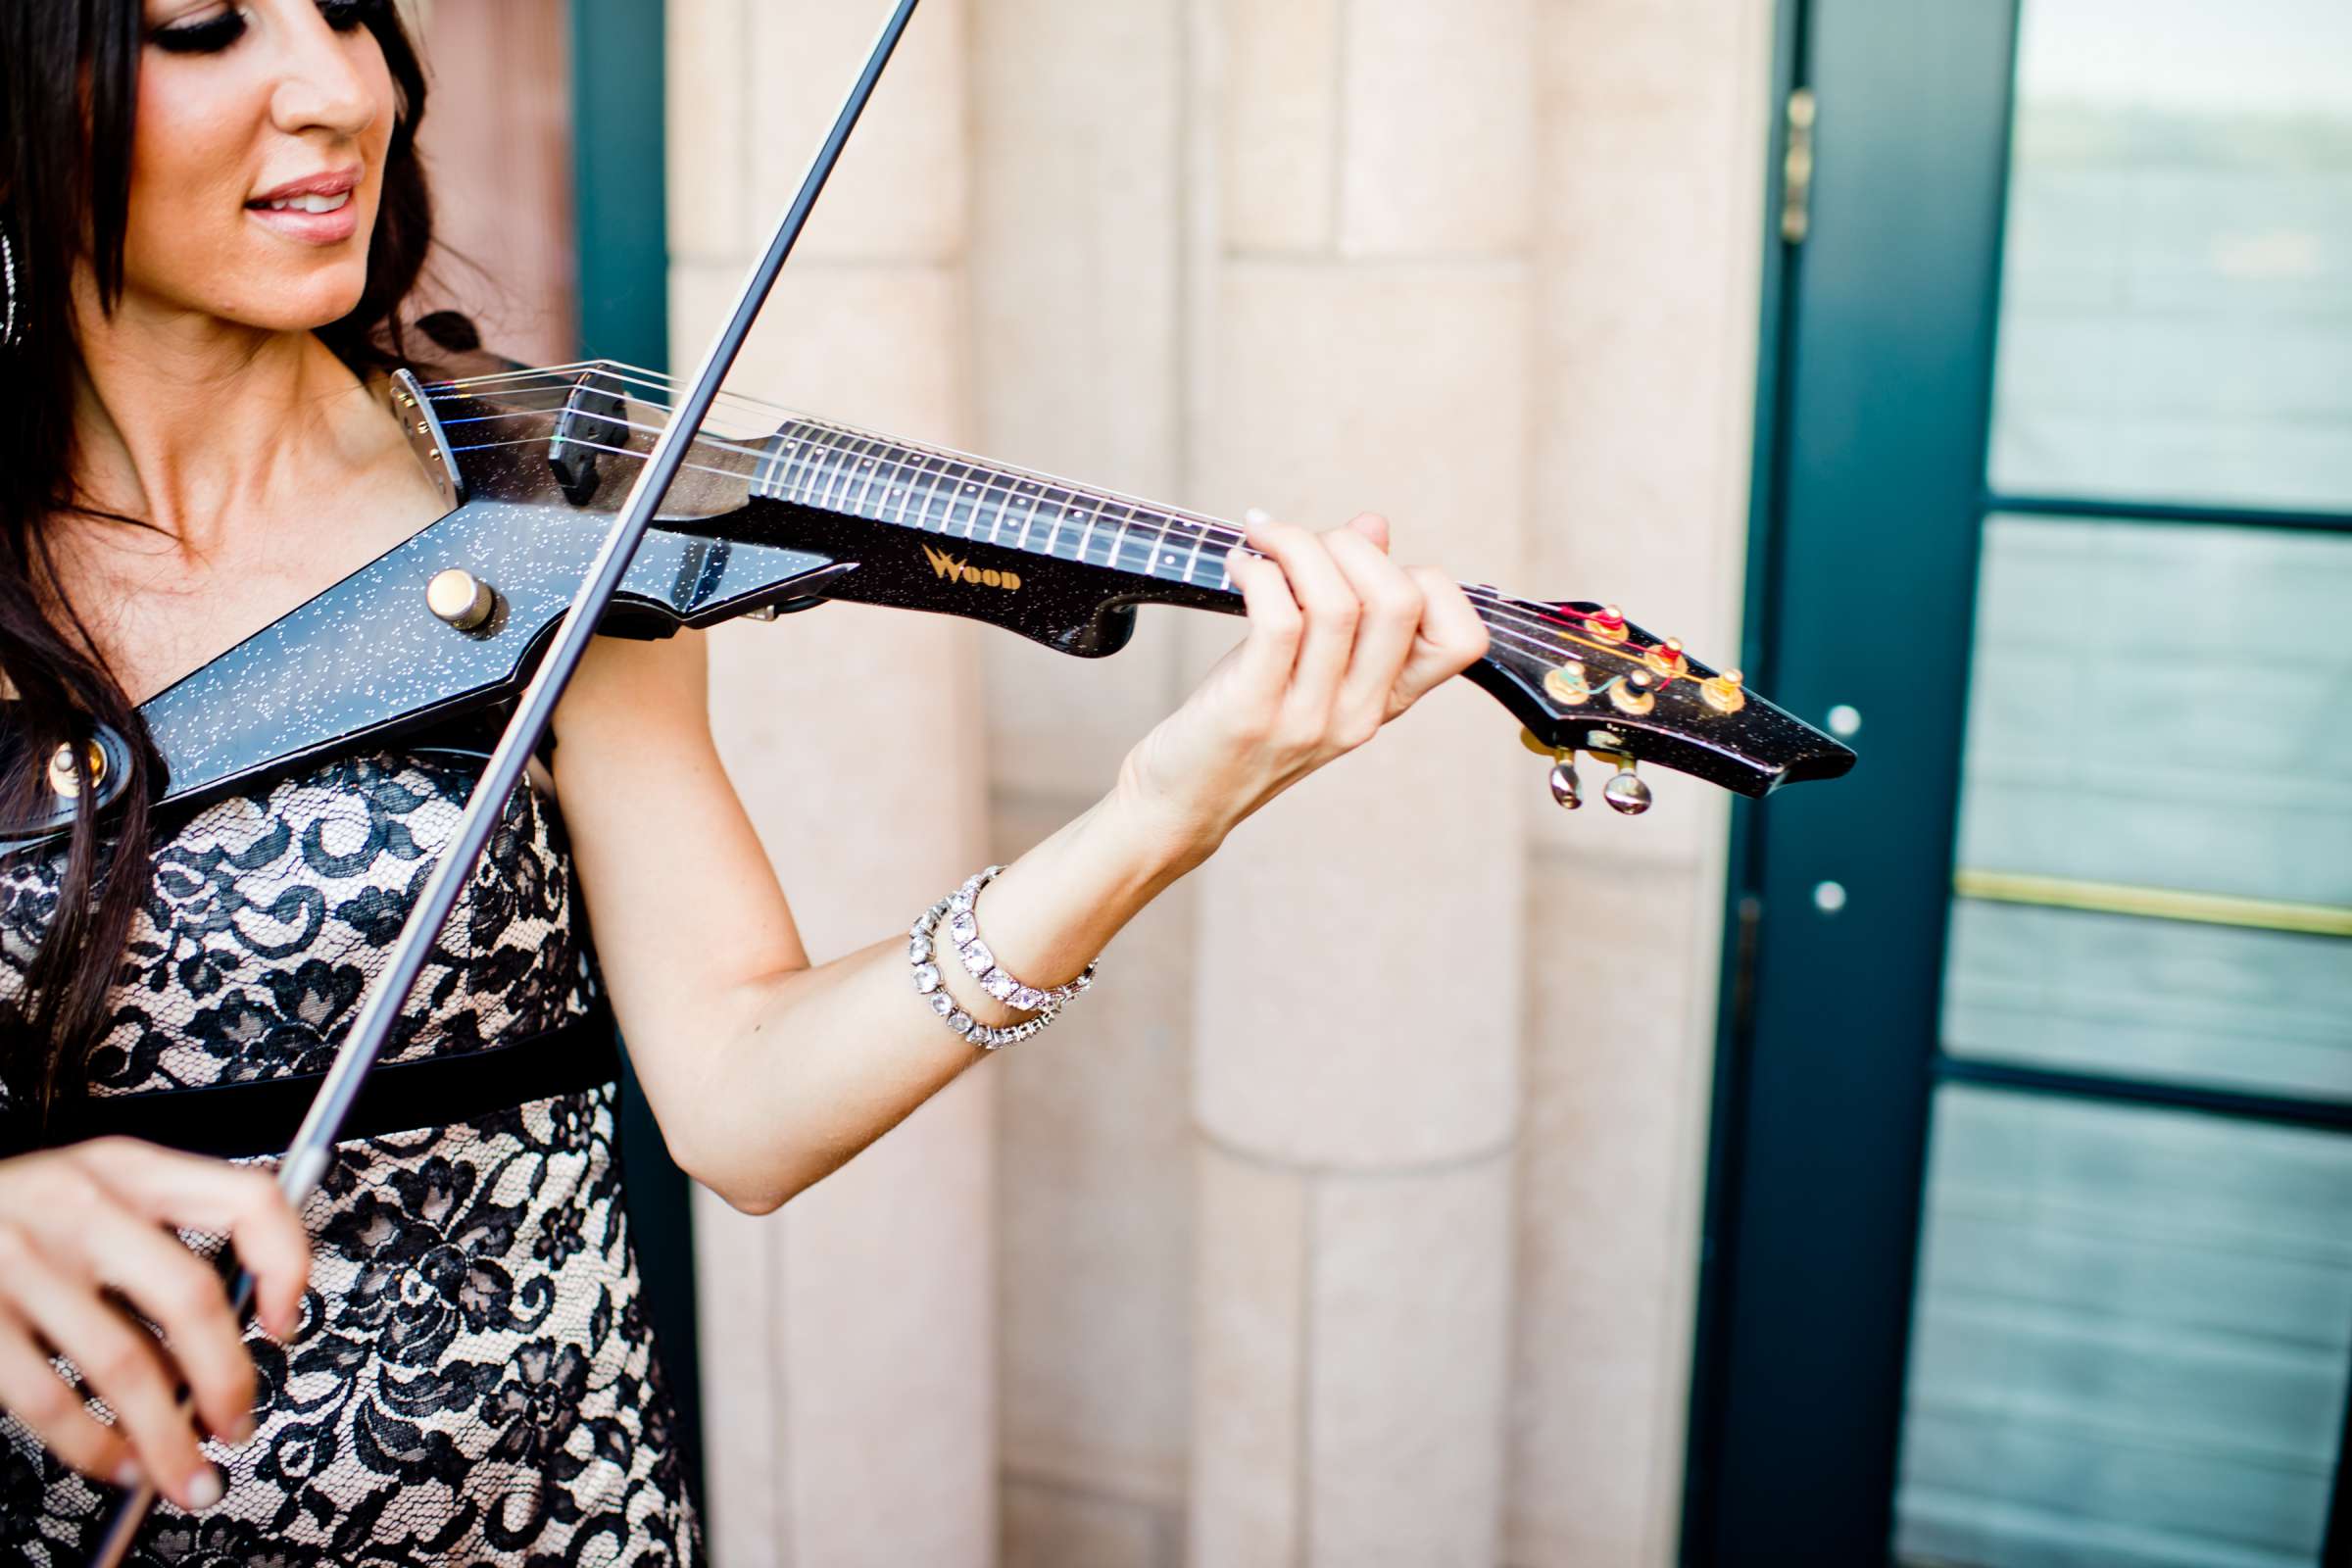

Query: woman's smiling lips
left=245, top=164, right=363, bottom=245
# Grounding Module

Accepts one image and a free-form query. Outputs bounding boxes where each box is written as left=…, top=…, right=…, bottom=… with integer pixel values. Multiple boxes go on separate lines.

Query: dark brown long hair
left=0, top=0, right=442, bottom=1132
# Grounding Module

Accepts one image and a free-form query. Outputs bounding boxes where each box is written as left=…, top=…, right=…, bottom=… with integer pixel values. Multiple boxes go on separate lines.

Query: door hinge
left=1781, top=87, right=1816, bottom=243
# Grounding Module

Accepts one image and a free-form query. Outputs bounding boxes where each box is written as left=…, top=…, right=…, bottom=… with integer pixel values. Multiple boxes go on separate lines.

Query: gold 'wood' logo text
left=923, top=544, right=1020, bottom=590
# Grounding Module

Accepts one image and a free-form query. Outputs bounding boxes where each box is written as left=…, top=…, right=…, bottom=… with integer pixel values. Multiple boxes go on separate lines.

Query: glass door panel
left=1895, top=1088, right=2352, bottom=1567
left=1939, top=517, right=2352, bottom=1101
left=1986, top=0, right=2352, bottom=512
left=1889, top=0, right=2352, bottom=1561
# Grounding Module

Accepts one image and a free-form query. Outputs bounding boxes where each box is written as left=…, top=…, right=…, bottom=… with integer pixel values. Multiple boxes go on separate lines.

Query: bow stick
left=85, top=1, right=925, bottom=1557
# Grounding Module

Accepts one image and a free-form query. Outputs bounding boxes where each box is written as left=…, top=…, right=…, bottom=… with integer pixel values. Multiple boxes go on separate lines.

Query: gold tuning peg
left=1543, top=660, right=1592, bottom=707
left=1609, top=668, right=1657, bottom=715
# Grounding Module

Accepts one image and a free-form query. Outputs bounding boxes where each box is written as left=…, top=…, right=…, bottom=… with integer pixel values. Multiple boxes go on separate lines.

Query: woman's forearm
left=669, top=785, right=1208, bottom=1212
left=564, top=514, right=1487, bottom=1214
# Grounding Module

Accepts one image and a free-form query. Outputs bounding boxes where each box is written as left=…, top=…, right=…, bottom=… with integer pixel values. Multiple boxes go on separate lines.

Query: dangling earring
left=0, top=220, right=20, bottom=350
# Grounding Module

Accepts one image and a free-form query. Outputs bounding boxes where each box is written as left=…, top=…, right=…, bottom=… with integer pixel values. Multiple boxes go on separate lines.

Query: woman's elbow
left=667, top=1137, right=824, bottom=1217
left=670, top=1146, right=793, bottom=1216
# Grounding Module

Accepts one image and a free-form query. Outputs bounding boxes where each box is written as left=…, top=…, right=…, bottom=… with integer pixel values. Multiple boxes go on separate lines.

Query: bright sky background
left=2019, top=0, right=2352, bottom=115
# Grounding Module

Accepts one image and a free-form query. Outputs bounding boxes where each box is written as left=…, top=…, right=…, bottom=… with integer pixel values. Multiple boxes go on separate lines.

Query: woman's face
left=118, top=0, right=395, bottom=332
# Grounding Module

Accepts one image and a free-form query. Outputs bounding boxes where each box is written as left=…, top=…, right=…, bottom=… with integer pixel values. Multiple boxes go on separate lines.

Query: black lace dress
left=0, top=742, right=701, bottom=1566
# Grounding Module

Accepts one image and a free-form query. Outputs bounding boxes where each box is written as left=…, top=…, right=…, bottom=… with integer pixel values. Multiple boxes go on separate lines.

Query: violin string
left=421, top=361, right=801, bottom=433
left=524, top=367, right=1642, bottom=657
left=758, top=407, right=1664, bottom=670
left=427, top=373, right=1674, bottom=681
left=425, top=358, right=783, bottom=419
left=433, top=364, right=1265, bottom=546
left=434, top=405, right=1647, bottom=676
left=424, top=375, right=1672, bottom=681
left=419, top=373, right=1680, bottom=678
left=434, top=404, right=781, bottom=466
left=435, top=423, right=1623, bottom=675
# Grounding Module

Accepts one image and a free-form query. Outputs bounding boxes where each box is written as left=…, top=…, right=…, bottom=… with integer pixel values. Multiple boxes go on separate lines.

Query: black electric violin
left=19, top=356, right=1852, bottom=851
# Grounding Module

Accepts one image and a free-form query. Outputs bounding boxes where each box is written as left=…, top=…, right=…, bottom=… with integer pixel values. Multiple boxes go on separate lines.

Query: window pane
left=1893, top=1087, right=2352, bottom=1568
left=1987, top=0, right=2352, bottom=512
left=1943, top=515, right=2352, bottom=1101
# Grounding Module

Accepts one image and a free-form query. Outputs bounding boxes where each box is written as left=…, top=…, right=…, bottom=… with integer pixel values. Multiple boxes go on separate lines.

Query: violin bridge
left=548, top=368, right=630, bottom=508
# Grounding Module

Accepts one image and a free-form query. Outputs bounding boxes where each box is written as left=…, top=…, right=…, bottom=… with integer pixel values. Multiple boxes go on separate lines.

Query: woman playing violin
left=0, top=1, right=1487, bottom=1561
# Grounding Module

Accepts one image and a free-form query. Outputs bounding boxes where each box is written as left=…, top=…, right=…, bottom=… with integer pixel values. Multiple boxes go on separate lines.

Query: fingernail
left=231, top=1412, right=257, bottom=1445
left=186, top=1467, right=223, bottom=1510
left=112, top=1459, right=144, bottom=1491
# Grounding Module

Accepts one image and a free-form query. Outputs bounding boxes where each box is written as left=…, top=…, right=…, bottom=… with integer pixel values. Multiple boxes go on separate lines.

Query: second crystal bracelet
left=908, top=897, right=1056, bottom=1050
left=945, top=864, right=1096, bottom=1012
left=906, top=866, right=1100, bottom=1051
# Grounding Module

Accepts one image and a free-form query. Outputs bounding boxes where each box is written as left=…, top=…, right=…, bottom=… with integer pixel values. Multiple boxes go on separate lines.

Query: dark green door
left=1687, top=2, right=2352, bottom=1562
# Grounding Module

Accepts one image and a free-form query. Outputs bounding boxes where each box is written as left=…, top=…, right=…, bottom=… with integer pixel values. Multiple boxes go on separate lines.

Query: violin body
left=9, top=361, right=1853, bottom=850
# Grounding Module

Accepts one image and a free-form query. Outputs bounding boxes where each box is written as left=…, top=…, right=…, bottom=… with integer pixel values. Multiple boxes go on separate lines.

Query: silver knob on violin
left=45, top=741, right=104, bottom=800
left=1602, top=760, right=1652, bottom=816
left=426, top=567, right=498, bottom=631
left=1548, top=753, right=1582, bottom=810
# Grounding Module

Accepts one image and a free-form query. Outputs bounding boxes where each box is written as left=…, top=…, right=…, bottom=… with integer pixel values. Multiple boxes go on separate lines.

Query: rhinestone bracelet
left=944, top=865, right=1097, bottom=1011
left=908, top=888, right=1080, bottom=1050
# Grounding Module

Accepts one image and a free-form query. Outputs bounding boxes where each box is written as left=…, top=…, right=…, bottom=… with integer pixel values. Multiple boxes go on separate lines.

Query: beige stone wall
left=668, top=1, right=1776, bottom=1562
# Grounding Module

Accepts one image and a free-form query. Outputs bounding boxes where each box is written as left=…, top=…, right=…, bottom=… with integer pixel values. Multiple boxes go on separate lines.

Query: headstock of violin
left=1460, top=597, right=1854, bottom=808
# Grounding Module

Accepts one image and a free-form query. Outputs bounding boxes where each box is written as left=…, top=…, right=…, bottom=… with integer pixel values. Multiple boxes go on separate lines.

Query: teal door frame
left=566, top=0, right=702, bottom=1505
left=1681, top=1, right=2022, bottom=1558
left=570, top=0, right=669, bottom=374
left=1685, top=2, right=2352, bottom=1561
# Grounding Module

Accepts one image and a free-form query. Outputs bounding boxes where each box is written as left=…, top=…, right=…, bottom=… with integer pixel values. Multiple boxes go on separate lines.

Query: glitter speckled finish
left=12, top=359, right=1849, bottom=850
left=134, top=499, right=835, bottom=815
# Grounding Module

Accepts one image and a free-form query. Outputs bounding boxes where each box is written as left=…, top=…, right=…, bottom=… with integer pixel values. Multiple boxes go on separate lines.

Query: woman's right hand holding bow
left=0, top=1139, right=310, bottom=1511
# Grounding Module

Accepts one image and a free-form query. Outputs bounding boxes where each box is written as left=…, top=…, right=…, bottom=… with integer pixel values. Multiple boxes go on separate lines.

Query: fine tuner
left=1, top=360, right=1855, bottom=852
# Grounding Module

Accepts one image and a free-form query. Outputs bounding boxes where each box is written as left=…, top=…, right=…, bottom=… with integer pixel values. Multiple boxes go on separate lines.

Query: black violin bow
left=83, top=1, right=926, bottom=1557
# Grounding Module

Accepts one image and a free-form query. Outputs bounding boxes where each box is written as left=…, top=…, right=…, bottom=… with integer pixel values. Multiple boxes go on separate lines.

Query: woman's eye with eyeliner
left=318, top=0, right=375, bottom=31
left=150, top=6, right=247, bottom=54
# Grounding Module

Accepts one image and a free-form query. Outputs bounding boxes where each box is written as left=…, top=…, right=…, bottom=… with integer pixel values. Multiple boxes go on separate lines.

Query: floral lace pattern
left=0, top=750, right=699, bottom=1566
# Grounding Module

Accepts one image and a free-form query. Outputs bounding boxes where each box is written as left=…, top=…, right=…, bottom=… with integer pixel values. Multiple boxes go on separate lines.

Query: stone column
left=666, top=3, right=996, bottom=1565
left=1505, top=4, right=1780, bottom=1559
left=1186, top=3, right=1534, bottom=1563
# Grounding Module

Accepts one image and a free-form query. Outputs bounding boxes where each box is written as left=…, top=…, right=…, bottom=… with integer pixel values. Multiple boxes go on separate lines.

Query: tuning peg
left=1602, top=759, right=1652, bottom=816
left=1609, top=668, right=1657, bottom=715
left=1644, top=637, right=1687, bottom=678
left=1589, top=604, right=1630, bottom=642
left=1547, top=752, right=1582, bottom=810
left=1543, top=660, right=1592, bottom=707
left=1700, top=667, right=1746, bottom=713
